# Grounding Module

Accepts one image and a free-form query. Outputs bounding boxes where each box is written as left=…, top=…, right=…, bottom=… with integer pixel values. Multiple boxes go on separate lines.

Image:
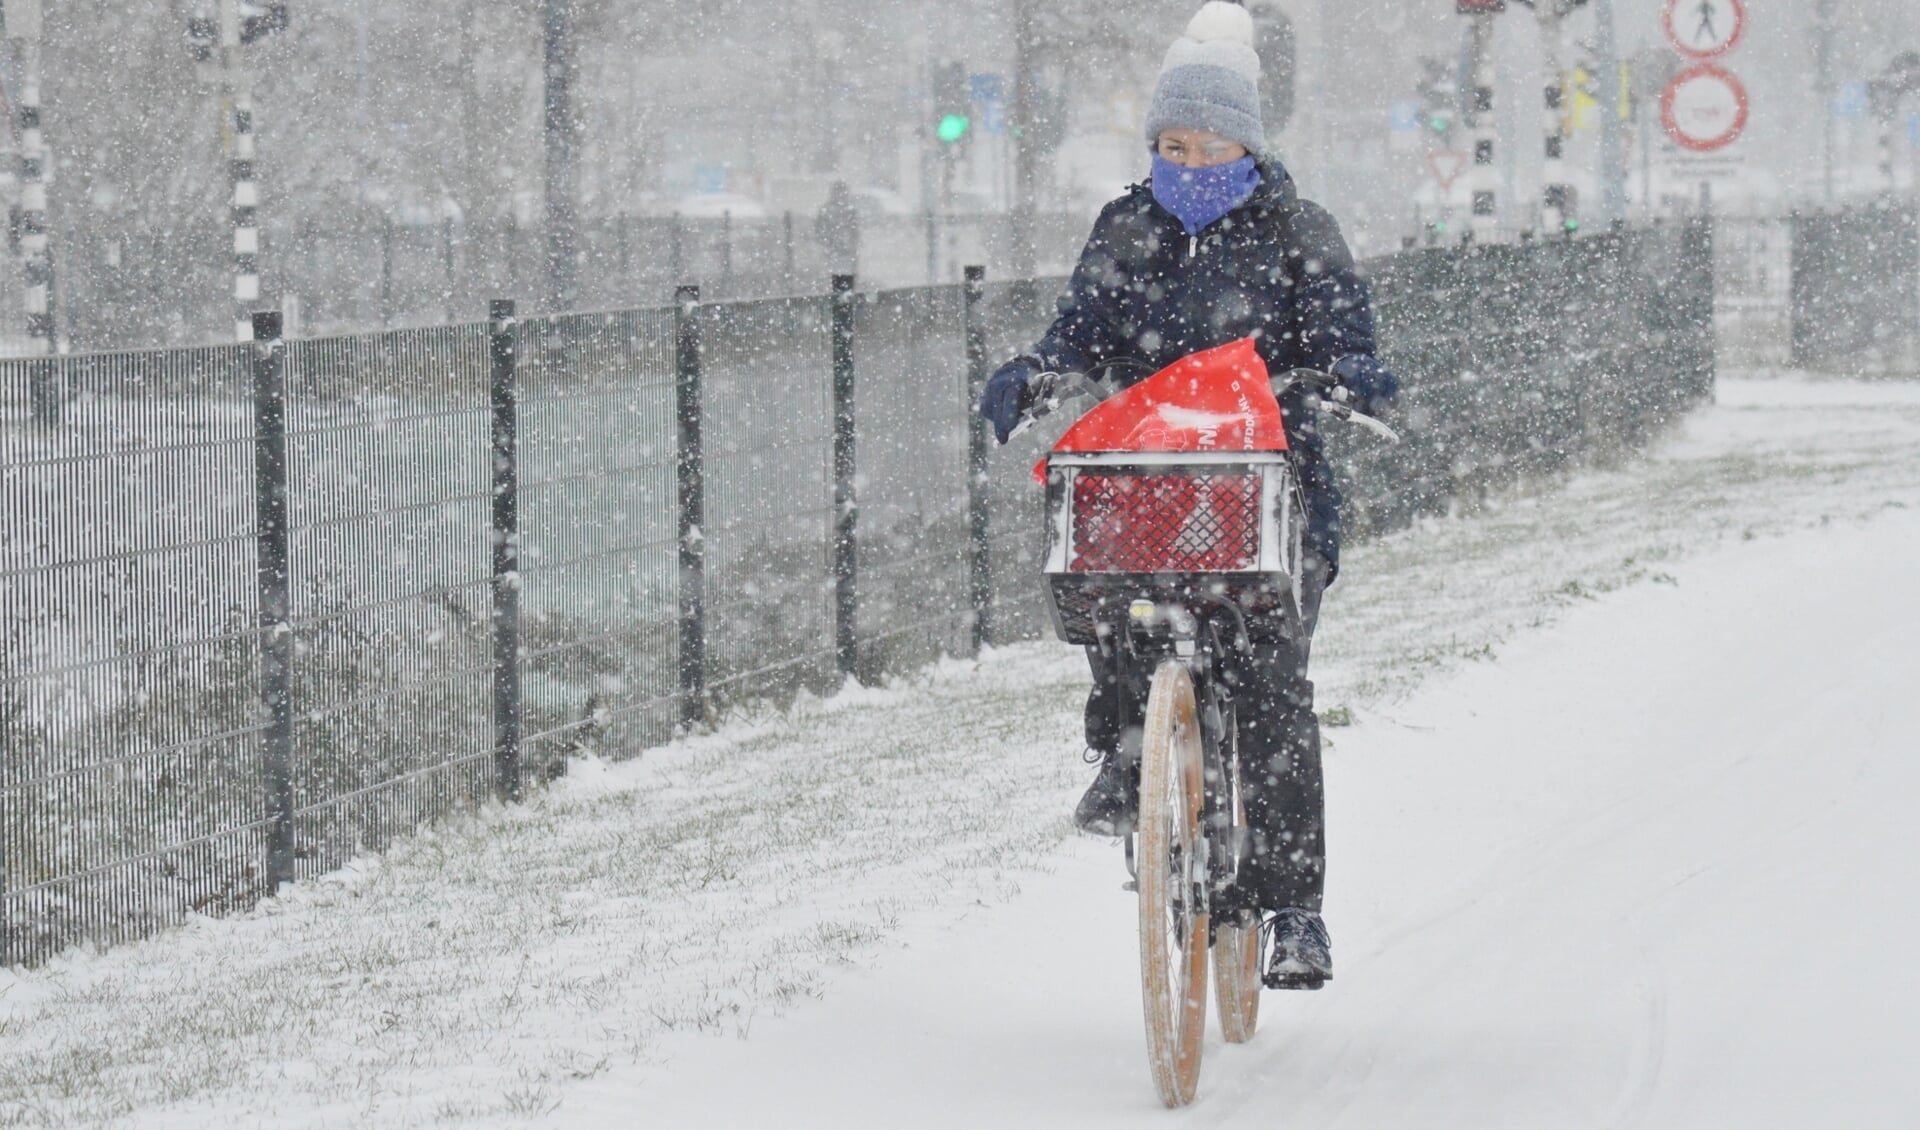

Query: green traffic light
left=1434, top=221, right=1450, bottom=234
left=938, top=114, right=971, bottom=143
left=1565, top=219, right=1580, bottom=232
left=1429, top=116, right=1450, bottom=132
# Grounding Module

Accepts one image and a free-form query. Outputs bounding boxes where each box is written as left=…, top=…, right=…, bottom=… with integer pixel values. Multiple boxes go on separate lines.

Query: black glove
left=979, top=358, right=1038, bottom=444
left=1329, top=354, right=1400, bottom=415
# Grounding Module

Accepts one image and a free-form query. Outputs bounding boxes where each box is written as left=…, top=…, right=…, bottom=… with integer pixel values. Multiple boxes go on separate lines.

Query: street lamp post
left=542, top=0, right=579, bottom=312
left=1009, top=0, right=1037, bottom=278
left=1593, top=0, right=1627, bottom=224
left=1815, top=0, right=1836, bottom=202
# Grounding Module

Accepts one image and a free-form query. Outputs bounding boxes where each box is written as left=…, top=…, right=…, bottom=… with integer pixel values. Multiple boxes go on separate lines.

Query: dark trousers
left=1084, top=560, right=1328, bottom=913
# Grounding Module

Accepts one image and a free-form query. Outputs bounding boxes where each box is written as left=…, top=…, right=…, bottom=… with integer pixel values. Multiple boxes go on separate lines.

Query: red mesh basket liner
left=1070, top=471, right=1261, bottom=573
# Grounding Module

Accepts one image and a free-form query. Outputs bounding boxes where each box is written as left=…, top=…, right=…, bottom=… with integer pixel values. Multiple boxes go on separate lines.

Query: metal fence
left=1790, top=204, right=1920, bottom=372
left=1346, top=219, right=1716, bottom=537
left=55, top=211, right=1091, bottom=352
left=1, top=218, right=1714, bottom=967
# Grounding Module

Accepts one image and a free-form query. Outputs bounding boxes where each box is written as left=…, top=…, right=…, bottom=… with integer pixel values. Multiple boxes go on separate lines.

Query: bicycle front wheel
left=1137, top=659, right=1209, bottom=1107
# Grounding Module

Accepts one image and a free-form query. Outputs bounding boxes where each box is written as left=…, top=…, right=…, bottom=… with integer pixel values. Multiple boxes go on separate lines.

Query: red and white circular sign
left=1661, top=64, right=1749, bottom=152
left=1662, top=0, right=1745, bottom=61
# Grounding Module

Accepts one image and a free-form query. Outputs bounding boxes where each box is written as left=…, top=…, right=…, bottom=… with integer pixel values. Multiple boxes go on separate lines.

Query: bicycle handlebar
left=1013, top=365, right=1402, bottom=445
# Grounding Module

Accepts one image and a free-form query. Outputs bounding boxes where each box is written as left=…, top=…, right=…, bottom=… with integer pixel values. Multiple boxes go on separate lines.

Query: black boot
left=1263, top=907, right=1331, bottom=990
left=1073, top=750, right=1139, bottom=835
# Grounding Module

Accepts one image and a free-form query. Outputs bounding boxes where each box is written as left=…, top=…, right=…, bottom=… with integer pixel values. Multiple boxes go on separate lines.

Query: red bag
left=1035, top=338, right=1287, bottom=483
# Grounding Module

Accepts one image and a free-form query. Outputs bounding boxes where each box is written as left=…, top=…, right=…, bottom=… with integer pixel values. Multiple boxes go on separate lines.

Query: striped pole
left=1536, top=4, right=1572, bottom=234
left=1877, top=104, right=1897, bottom=196
left=16, top=36, right=53, bottom=353
left=229, top=72, right=260, bottom=341
left=1468, top=13, right=1498, bottom=243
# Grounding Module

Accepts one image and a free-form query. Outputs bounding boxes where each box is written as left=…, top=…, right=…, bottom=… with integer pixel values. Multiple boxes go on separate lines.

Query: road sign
left=971, top=73, right=1007, bottom=136
left=1833, top=82, right=1869, bottom=120
left=979, top=99, right=1006, bottom=135
left=1426, top=150, right=1468, bottom=191
left=968, top=73, right=1002, bottom=105
left=1661, top=63, right=1748, bottom=152
left=1662, top=0, right=1744, bottom=62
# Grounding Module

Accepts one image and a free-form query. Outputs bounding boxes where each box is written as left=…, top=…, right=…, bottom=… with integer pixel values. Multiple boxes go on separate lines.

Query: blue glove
left=1329, top=354, right=1400, bottom=414
left=980, top=358, right=1037, bottom=444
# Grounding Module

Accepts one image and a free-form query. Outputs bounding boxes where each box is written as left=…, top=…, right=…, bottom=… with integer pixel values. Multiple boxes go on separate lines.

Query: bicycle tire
left=1214, top=696, right=1262, bottom=1043
left=1137, top=659, right=1209, bottom=1107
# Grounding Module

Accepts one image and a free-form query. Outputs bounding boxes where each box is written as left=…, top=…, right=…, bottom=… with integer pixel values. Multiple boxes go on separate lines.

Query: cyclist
left=979, top=1, right=1398, bottom=990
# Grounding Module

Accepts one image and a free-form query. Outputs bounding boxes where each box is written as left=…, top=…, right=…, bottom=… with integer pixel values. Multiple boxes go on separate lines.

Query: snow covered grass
left=3, top=372, right=1919, bottom=1127
left=0, top=653, right=1094, bottom=1127
left=1315, top=374, right=1920, bottom=711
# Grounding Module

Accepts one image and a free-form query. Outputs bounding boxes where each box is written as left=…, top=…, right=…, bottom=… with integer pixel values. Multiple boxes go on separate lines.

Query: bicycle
left=1018, top=339, right=1397, bottom=1106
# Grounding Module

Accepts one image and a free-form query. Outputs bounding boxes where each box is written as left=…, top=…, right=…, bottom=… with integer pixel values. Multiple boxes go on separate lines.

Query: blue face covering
left=1150, top=153, right=1262, bottom=237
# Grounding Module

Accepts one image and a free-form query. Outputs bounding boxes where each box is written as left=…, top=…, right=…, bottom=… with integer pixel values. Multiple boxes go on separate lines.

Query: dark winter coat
left=1019, top=158, right=1385, bottom=580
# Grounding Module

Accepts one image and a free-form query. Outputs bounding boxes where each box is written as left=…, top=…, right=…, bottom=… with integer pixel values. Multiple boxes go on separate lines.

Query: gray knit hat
left=1143, top=2, right=1265, bottom=155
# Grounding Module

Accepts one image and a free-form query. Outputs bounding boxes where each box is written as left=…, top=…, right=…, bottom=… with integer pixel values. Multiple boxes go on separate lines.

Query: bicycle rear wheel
left=1137, top=659, right=1209, bottom=1107
left=1214, top=702, right=1262, bottom=1044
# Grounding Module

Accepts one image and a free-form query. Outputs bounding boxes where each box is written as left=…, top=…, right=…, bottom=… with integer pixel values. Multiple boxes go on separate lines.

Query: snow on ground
left=3, top=374, right=1919, bottom=1128
left=598, top=487, right=1920, bottom=1129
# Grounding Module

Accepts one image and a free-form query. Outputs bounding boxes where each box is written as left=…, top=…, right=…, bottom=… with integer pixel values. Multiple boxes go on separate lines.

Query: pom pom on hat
left=1183, top=1, right=1255, bottom=49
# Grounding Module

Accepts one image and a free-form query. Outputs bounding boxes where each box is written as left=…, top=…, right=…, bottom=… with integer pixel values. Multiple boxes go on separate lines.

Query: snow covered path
left=4, top=375, right=1920, bottom=1127
left=595, top=502, right=1920, bottom=1129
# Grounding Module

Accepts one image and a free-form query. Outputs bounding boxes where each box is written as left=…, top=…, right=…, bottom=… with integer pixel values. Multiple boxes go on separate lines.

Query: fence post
left=443, top=217, right=457, bottom=324
left=674, top=284, right=707, bottom=727
left=962, top=265, right=992, bottom=653
left=619, top=212, right=633, bottom=287
left=27, top=358, right=60, bottom=428
left=251, top=310, right=296, bottom=889
left=783, top=210, right=796, bottom=286
left=830, top=273, right=858, bottom=679
left=505, top=213, right=520, bottom=298
left=380, top=215, right=395, bottom=328
left=925, top=212, right=938, bottom=284
left=488, top=300, right=522, bottom=802
left=1684, top=210, right=1717, bottom=404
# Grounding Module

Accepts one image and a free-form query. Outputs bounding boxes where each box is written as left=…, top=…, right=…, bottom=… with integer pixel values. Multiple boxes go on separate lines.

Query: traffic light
left=934, top=60, right=970, bottom=145
left=1414, top=55, right=1457, bottom=141
left=185, top=14, right=217, bottom=60
left=239, top=2, right=288, bottom=45
left=186, top=2, right=286, bottom=58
